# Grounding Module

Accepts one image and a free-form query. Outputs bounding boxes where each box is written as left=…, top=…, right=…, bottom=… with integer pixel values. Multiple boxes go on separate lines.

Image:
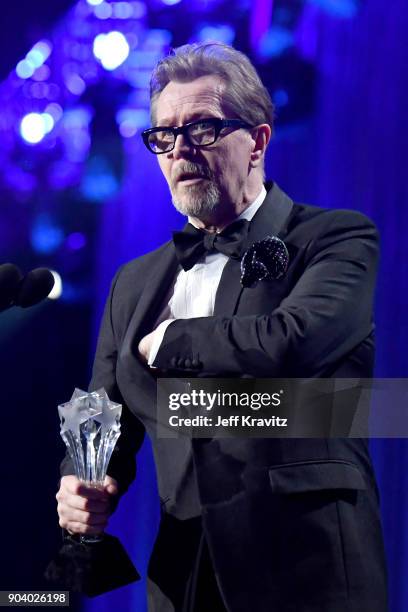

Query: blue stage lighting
left=161, top=0, right=182, bottom=5
left=195, top=24, right=235, bottom=45
left=93, top=31, right=130, bottom=70
left=272, top=89, right=289, bottom=108
left=65, top=73, right=86, bottom=96
left=112, top=2, right=134, bottom=19
left=66, top=232, right=87, bottom=251
left=26, top=41, right=52, bottom=68
left=307, top=0, right=360, bottom=18
left=87, top=0, right=104, bottom=5
left=94, top=2, right=113, bottom=19
left=81, top=156, right=120, bottom=202
left=31, top=216, right=64, bottom=254
left=258, top=26, right=294, bottom=58
left=44, top=103, right=63, bottom=122
left=116, top=108, right=150, bottom=137
left=20, top=112, right=55, bottom=144
left=16, top=41, right=51, bottom=79
left=16, top=60, right=35, bottom=79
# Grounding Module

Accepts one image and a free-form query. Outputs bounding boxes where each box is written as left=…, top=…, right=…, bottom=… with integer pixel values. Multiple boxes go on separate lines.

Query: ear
left=249, top=124, right=272, bottom=169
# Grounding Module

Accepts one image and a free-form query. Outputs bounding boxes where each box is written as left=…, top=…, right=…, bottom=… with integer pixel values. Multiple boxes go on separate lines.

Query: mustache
left=172, top=162, right=213, bottom=183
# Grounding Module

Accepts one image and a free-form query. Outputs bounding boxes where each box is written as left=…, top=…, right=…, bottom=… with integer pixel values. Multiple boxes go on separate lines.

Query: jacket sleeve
left=60, top=268, right=146, bottom=498
left=152, top=210, right=379, bottom=377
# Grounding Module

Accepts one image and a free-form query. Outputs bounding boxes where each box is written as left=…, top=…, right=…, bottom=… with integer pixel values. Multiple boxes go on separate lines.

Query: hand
left=56, top=475, right=118, bottom=537
left=138, top=330, right=157, bottom=364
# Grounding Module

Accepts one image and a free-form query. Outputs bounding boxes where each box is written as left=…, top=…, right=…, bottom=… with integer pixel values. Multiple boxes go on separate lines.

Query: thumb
left=104, top=476, right=119, bottom=496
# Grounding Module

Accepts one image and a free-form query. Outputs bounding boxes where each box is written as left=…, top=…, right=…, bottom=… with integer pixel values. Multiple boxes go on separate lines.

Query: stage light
left=257, top=26, right=294, bottom=58
left=66, top=232, right=87, bottom=251
left=20, top=112, right=55, bottom=144
left=93, top=31, right=130, bottom=70
left=16, top=60, right=35, bottom=79
left=32, top=65, right=51, bottom=82
left=272, top=89, right=289, bottom=108
left=45, top=103, right=63, bottom=122
left=161, top=0, right=182, bottom=5
left=48, top=271, right=63, bottom=300
left=31, top=216, right=64, bottom=254
left=130, top=1, right=147, bottom=18
left=113, top=2, right=134, bottom=18
left=26, top=41, right=52, bottom=68
left=195, top=24, right=235, bottom=44
left=63, top=107, right=93, bottom=129
left=308, top=0, right=360, bottom=18
left=116, top=108, right=149, bottom=137
left=87, top=0, right=104, bottom=5
left=80, top=156, right=120, bottom=201
left=30, top=82, right=50, bottom=99
left=65, top=73, right=86, bottom=96
left=94, top=2, right=113, bottom=19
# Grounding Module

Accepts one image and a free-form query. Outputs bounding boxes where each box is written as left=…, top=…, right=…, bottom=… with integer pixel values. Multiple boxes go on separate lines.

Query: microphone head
left=16, top=268, right=55, bottom=308
left=0, top=263, right=23, bottom=310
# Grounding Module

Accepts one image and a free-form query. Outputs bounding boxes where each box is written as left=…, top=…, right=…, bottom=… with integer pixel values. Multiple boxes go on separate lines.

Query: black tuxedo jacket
left=61, top=183, right=388, bottom=611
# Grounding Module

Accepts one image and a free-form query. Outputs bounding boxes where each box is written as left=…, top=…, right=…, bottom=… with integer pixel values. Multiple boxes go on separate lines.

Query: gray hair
left=149, top=42, right=275, bottom=133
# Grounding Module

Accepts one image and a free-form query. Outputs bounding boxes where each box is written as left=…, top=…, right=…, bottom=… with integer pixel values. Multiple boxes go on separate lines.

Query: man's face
left=153, top=75, right=254, bottom=221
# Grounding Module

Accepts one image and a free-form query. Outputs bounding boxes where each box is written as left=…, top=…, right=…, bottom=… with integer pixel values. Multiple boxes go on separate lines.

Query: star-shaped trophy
left=45, top=388, right=140, bottom=596
left=58, top=387, right=122, bottom=501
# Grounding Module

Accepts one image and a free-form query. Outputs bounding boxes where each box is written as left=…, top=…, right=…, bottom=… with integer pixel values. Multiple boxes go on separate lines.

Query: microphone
left=0, top=263, right=23, bottom=311
left=0, top=264, right=55, bottom=312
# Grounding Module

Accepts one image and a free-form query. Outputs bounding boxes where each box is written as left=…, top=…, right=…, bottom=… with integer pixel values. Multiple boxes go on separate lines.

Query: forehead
left=154, top=75, right=226, bottom=125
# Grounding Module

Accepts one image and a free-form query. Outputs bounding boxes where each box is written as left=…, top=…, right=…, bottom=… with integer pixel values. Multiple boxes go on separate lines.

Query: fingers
left=59, top=490, right=109, bottom=513
left=60, top=475, right=108, bottom=499
left=56, top=475, right=119, bottom=536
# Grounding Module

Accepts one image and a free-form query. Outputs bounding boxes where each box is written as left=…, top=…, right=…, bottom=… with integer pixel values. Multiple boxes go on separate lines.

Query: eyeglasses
left=141, top=117, right=253, bottom=155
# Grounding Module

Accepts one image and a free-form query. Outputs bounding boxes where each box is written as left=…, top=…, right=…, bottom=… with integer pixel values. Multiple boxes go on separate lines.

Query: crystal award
left=45, top=387, right=139, bottom=595
left=58, top=387, right=121, bottom=542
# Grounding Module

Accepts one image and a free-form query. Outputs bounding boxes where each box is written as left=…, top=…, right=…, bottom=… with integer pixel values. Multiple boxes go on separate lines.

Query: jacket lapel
left=213, top=182, right=294, bottom=316
left=120, top=242, right=179, bottom=363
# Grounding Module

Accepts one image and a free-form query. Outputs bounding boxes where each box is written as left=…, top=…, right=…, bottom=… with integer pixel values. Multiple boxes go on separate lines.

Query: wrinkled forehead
left=152, top=75, right=227, bottom=126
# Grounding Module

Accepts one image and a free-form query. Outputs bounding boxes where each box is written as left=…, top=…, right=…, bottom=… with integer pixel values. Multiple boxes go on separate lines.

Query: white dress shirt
left=148, top=186, right=267, bottom=365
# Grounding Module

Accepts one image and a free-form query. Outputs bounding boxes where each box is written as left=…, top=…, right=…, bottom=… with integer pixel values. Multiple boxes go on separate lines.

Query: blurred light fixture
left=20, top=112, right=55, bottom=144
left=307, top=0, right=360, bottom=18
left=94, top=2, right=113, bottom=18
left=66, top=232, right=87, bottom=251
left=31, top=215, right=64, bottom=254
left=194, top=24, right=235, bottom=44
left=93, top=31, right=130, bottom=70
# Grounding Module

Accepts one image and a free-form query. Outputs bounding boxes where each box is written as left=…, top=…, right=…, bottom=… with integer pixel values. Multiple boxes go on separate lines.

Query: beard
left=169, top=161, right=222, bottom=218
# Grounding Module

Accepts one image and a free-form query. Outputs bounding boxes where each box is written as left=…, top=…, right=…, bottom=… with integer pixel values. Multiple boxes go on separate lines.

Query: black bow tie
left=172, top=218, right=250, bottom=271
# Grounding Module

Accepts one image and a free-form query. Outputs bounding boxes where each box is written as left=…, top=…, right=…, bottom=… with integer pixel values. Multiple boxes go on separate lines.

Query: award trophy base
left=45, top=532, right=140, bottom=597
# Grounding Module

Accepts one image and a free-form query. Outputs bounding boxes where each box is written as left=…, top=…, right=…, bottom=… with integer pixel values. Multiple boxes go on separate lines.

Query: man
left=56, top=42, right=388, bottom=611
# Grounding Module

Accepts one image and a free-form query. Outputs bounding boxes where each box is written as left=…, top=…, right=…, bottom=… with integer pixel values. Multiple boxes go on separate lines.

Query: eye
left=149, top=130, right=174, bottom=151
left=190, top=121, right=213, bottom=134
left=188, top=121, right=216, bottom=145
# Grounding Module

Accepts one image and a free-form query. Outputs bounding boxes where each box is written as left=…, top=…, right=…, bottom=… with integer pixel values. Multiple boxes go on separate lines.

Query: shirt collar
left=236, top=185, right=267, bottom=222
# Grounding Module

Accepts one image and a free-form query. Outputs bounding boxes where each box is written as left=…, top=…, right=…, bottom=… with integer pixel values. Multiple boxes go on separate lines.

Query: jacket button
left=170, top=356, right=178, bottom=367
left=184, top=358, right=192, bottom=369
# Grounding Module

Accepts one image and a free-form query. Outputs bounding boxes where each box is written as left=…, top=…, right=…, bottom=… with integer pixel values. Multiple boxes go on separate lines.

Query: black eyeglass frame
left=141, top=117, right=253, bottom=154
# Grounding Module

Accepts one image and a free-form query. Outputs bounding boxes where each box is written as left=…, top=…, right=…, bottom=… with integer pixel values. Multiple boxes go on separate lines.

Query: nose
left=171, top=132, right=194, bottom=160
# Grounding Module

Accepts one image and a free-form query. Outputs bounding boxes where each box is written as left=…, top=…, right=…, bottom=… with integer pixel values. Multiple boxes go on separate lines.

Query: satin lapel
left=120, top=242, right=179, bottom=363
left=213, top=183, right=294, bottom=316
